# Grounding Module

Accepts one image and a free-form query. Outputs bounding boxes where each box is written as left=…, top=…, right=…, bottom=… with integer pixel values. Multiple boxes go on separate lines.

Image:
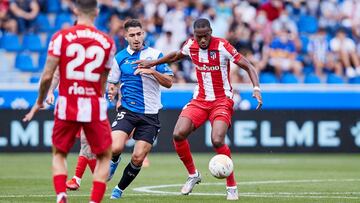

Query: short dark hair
left=193, top=18, right=211, bottom=30
left=75, top=0, right=97, bottom=13
left=124, top=19, right=142, bottom=31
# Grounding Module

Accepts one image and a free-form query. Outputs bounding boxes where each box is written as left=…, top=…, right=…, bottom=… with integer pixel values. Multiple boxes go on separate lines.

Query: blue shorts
left=111, top=106, right=160, bottom=145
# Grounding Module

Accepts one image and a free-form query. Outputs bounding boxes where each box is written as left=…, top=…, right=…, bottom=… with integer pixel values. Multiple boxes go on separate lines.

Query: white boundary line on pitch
left=132, top=179, right=360, bottom=199
left=1, top=179, right=360, bottom=199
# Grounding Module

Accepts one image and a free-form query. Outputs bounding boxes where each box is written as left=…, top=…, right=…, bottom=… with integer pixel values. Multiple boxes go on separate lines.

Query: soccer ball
left=208, top=154, right=233, bottom=179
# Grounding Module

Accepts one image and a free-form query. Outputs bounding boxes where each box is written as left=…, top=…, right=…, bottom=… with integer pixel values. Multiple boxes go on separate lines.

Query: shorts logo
left=112, top=121, right=117, bottom=127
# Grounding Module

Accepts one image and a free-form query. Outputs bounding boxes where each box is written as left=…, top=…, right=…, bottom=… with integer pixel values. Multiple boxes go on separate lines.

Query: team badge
left=210, top=51, right=217, bottom=59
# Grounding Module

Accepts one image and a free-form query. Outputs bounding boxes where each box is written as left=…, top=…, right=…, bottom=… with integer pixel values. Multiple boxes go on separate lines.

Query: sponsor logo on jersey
left=68, top=82, right=96, bottom=96
left=196, top=65, right=220, bottom=71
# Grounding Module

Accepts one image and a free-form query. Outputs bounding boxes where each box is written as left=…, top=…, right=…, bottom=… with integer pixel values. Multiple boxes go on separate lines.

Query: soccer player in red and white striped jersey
left=136, top=18, right=263, bottom=200
left=23, top=0, right=115, bottom=202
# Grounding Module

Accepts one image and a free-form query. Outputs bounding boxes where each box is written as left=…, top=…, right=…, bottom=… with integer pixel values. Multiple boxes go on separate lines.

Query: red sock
left=53, top=174, right=67, bottom=194
left=75, top=156, right=88, bottom=178
left=90, top=181, right=106, bottom=203
left=214, top=144, right=237, bottom=187
left=173, top=139, right=196, bottom=175
left=88, top=159, right=97, bottom=173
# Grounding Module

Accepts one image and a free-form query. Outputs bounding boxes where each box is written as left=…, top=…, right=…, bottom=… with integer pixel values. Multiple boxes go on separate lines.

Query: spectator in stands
left=155, top=30, right=181, bottom=55
left=319, top=0, right=340, bottom=35
left=170, top=63, right=186, bottom=84
left=259, top=0, right=283, bottom=21
left=308, top=27, right=342, bottom=77
left=272, top=10, right=298, bottom=36
left=0, top=0, right=9, bottom=31
left=9, top=0, right=39, bottom=33
left=330, top=29, right=360, bottom=78
left=267, top=28, right=303, bottom=77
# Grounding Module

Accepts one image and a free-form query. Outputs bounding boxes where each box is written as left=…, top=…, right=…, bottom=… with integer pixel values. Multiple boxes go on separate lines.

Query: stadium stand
left=1, top=0, right=360, bottom=84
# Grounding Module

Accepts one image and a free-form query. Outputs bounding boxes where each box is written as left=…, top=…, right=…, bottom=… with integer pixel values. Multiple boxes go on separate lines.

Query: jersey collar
left=126, top=45, right=148, bottom=55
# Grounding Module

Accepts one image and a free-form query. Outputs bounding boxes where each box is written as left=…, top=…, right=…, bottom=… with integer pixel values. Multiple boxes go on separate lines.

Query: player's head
left=73, top=0, right=98, bottom=19
left=124, top=19, right=145, bottom=51
left=193, top=18, right=212, bottom=50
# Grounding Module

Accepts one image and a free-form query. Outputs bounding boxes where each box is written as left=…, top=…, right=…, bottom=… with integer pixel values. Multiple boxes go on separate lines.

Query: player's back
left=48, top=24, right=115, bottom=122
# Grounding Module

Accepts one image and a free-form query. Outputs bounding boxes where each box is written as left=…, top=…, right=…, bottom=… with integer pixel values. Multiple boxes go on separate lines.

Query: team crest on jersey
left=210, top=51, right=217, bottom=59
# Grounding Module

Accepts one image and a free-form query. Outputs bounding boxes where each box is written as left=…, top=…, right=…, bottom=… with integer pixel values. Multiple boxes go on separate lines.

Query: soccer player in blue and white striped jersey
left=106, top=19, right=173, bottom=199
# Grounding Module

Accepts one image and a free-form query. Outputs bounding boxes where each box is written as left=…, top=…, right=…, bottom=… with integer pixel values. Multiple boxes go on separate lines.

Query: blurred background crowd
left=1, top=0, right=360, bottom=84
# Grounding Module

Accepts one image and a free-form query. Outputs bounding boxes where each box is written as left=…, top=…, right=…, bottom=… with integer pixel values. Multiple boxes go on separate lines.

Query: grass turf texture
left=0, top=153, right=359, bottom=203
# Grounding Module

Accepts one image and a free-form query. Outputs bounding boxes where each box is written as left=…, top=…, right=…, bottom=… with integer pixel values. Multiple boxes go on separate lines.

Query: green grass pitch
left=0, top=153, right=359, bottom=203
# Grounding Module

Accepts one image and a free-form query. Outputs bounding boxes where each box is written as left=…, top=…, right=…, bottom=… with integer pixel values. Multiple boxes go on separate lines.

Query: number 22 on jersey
left=66, top=43, right=105, bottom=82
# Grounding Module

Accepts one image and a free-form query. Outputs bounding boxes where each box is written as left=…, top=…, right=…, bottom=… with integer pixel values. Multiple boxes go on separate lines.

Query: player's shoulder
left=114, top=48, right=129, bottom=63
left=140, top=46, right=163, bottom=59
left=215, top=37, right=230, bottom=45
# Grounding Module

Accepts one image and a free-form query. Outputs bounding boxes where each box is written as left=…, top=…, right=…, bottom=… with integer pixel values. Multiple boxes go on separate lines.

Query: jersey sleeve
left=107, top=57, right=121, bottom=84
left=180, top=38, right=193, bottom=56
left=105, top=40, right=116, bottom=69
left=220, top=39, right=242, bottom=63
left=155, top=53, right=174, bottom=75
left=47, top=31, right=63, bottom=58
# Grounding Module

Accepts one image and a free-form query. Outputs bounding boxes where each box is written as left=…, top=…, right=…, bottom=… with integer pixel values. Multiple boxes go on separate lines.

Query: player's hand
left=253, top=90, right=263, bottom=110
left=108, top=84, right=117, bottom=101
left=134, top=68, right=154, bottom=75
left=45, top=92, right=55, bottom=105
left=133, top=60, right=154, bottom=69
left=22, top=101, right=44, bottom=122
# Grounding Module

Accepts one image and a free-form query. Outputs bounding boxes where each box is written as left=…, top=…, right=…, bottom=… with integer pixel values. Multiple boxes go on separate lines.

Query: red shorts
left=52, top=117, right=112, bottom=155
left=180, top=98, right=234, bottom=129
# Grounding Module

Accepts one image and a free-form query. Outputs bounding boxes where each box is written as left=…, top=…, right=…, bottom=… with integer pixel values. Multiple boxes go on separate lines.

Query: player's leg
left=52, top=118, right=80, bottom=203
left=52, top=147, right=68, bottom=203
left=174, top=100, right=208, bottom=195
left=108, top=109, right=135, bottom=181
left=111, top=140, right=152, bottom=199
left=209, top=98, right=238, bottom=200
left=66, top=131, right=97, bottom=190
left=83, top=120, right=112, bottom=203
left=111, top=114, right=159, bottom=199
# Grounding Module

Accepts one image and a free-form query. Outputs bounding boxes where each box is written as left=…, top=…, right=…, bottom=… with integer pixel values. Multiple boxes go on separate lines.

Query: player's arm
left=23, top=55, right=60, bottom=121
left=134, top=51, right=186, bottom=69
left=134, top=68, right=173, bottom=88
left=45, top=67, right=59, bottom=105
left=234, top=57, right=263, bottom=110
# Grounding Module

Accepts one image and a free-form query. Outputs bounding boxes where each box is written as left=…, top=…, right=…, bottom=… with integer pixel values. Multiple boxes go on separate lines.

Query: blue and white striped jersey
left=108, top=45, right=173, bottom=114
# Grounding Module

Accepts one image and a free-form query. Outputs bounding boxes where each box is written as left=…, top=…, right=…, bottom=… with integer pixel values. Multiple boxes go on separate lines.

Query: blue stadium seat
left=281, top=73, right=299, bottom=84
left=302, top=65, right=314, bottom=75
left=1, top=33, right=22, bottom=52
left=299, top=34, right=309, bottom=53
left=15, top=52, right=37, bottom=72
left=259, top=72, right=278, bottom=83
left=348, top=76, right=360, bottom=84
left=22, top=33, right=44, bottom=52
left=35, top=14, right=51, bottom=32
left=297, top=15, right=318, bottom=34
left=38, top=52, right=47, bottom=70
left=30, top=75, right=40, bottom=83
left=326, top=73, right=344, bottom=84
left=304, top=73, right=321, bottom=83
left=55, top=13, right=74, bottom=30
left=47, top=0, right=60, bottom=13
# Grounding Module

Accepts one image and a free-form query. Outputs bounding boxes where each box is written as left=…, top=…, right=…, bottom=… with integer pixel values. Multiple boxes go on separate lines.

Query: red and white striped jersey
left=48, top=24, right=116, bottom=122
left=181, top=37, right=242, bottom=101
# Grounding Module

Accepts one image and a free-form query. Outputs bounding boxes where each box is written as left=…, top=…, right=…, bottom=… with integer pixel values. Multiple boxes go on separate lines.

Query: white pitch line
left=132, top=179, right=360, bottom=199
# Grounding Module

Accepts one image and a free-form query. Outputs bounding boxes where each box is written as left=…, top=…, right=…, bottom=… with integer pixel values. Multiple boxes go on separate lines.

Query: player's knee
left=112, top=142, right=124, bottom=155
left=173, top=128, right=189, bottom=141
left=131, top=153, right=145, bottom=167
left=211, top=137, right=225, bottom=148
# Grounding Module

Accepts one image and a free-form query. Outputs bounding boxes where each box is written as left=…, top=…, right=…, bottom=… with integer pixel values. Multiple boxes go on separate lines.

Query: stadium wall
left=1, top=109, right=359, bottom=153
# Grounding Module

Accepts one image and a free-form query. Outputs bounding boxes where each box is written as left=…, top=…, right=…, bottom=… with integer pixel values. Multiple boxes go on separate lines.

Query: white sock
left=189, top=170, right=198, bottom=178
left=73, top=176, right=81, bottom=185
left=56, top=192, right=67, bottom=203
